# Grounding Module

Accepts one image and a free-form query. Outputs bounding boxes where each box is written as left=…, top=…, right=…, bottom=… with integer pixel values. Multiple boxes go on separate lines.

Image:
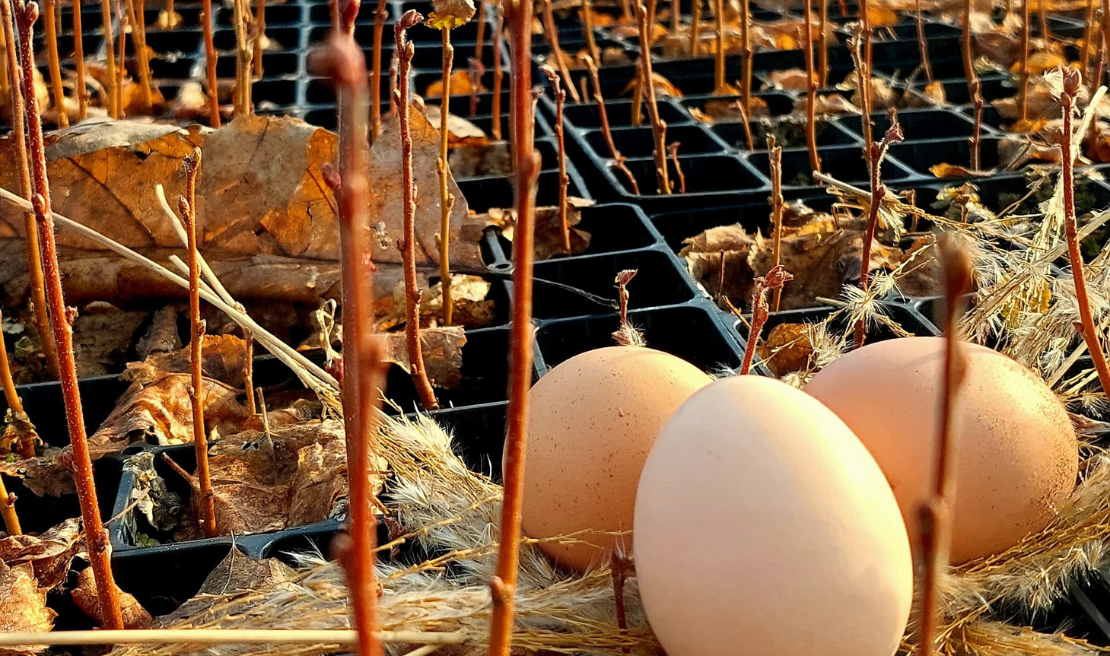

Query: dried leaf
left=384, top=327, right=467, bottom=389
left=930, top=163, right=986, bottom=178
left=156, top=548, right=296, bottom=626
left=0, top=518, right=82, bottom=590
left=424, top=70, right=484, bottom=98
left=477, top=202, right=592, bottom=259
left=764, top=68, right=809, bottom=92
left=1012, top=50, right=1069, bottom=76
left=136, top=306, right=182, bottom=359
left=448, top=140, right=511, bottom=178
left=0, top=562, right=54, bottom=653
left=71, top=566, right=152, bottom=629
left=758, top=323, right=814, bottom=377
left=866, top=5, right=899, bottom=25
left=427, top=0, right=476, bottom=28
left=689, top=97, right=771, bottom=123
left=419, top=275, right=496, bottom=329
left=129, top=334, right=250, bottom=389
left=0, top=450, right=75, bottom=497
left=422, top=105, right=490, bottom=148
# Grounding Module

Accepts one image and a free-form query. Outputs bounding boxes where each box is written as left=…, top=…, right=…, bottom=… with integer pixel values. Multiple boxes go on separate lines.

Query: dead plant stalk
left=541, top=0, right=579, bottom=102
left=99, top=0, right=118, bottom=117
left=769, top=137, right=784, bottom=311
left=434, top=20, right=458, bottom=326
left=542, top=66, right=572, bottom=254
left=961, top=0, right=981, bottom=168
left=491, top=3, right=503, bottom=139
left=125, top=0, right=154, bottom=112
left=634, top=0, right=670, bottom=194
left=854, top=118, right=903, bottom=349
left=0, top=0, right=57, bottom=379
left=314, top=32, right=387, bottom=656
left=740, top=265, right=792, bottom=375
left=1061, top=68, right=1110, bottom=398
left=370, top=0, right=389, bottom=140
left=395, top=11, right=439, bottom=410
left=584, top=55, right=639, bottom=194
left=254, top=0, right=265, bottom=78
left=73, top=0, right=86, bottom=118
left=0, top=307, right=36, bottom=460
left=203, top=0, right=221, bottom=125
left=803, top=0, right=820, bottom=174
left=13, top=0, right=123, bottom=627
left=739, top=0, right=751, bottom=112
left=915, top=0, right=932, bottom=82
left=233, top=0, right=253, bottom=116
left=488, top=0, right=541, bottom=648
left=41, top=0, right=65, bottom=126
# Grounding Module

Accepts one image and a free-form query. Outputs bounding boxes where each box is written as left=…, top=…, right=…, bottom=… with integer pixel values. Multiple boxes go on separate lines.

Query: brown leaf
left=448, top=140, right=512, bottom=178
left=70, top=567, right=152, bottom=629
left=384, top=327, right=467, bottom=389
left=764, top=68, right=810, bottom=92
left=422, top=105, right=490, bottom=148
left=689, top=97, right=771, bottom=123
left=0, top=562, right=54, bottom=653
left=129, top=334, right=250, bottom=389
left=424, top=70, right=484, bottom=98
left=135, top=306, right=182, bottom=359
left=288, top=436, right=351, bottom=526
left=930, top=162, right=986, bottom=178
left=418, top=275, right=496, bottom=329
left=0, top=450, right=75, bottom=497
left=477, top=202, right=592, bottom=260
left=758, top=323, right=814, bottom=377
left=0, top=518, right=82, bottom=591
left=156, top=548, right=296, bottom=626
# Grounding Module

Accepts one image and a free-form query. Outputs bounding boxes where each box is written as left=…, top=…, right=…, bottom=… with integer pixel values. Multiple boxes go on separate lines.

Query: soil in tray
left=615, top=154, right=768, bottom=196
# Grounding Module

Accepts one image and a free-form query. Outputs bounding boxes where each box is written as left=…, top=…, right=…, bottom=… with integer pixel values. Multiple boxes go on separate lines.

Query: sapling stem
left=1020, top=0, right=1030, bottom=121
left=1, top=29, right=7, bottom=100
left=395, top=11, right=439, bottom=411
left=713, top=0, right=724, bottom=92
left=0, top=474, right=20, bottom=535
left=254, top=0, right=265, bottom=79
left=437, top=28, right=455, bottom=325
left=915, top=0, right=932, bottom=82
left=163, top=0, right=180, bottom=27
left=488, top=0, right=541, bottom=646
left=124, top=0, right=153, bottom=113
left=0, top=309, right=37, bottom=460
left=734, top=99, right=753, bottom=150
left=542, top=66, right=571, bottom=254
left=803, top=0, right=820, bottom=175
left=468, top=58, right=483, bottom=117
left=99, top=0, right=118, bottom=118
left=584, top=55, right=639, bottom=194
left=961, top=0, right=981, bottom=168
left=313, top=34, right=387, bottom=656
left=668, top=142, right=685, bottom=193
left=853, top=117, right=903, bottom=349
left=1, top=0, right=57, bottom=380
left=1083, top=0, right=1096, bottom=77
left=73, top=0, right=86, bottom=119
left=540, top=0, right=579, bottom=102
left=244, top=333, right=256, bottom=414
left=818, top=0, right=828, bottom=88
left=178, top=151, right=217, bottom=539
left=634, top=0, right=670, bottom=194
left=491, top=3, right=503, bottom=139
left=14, top=0, right=123, bottom=628
left=202, top=0, right=220, bottom=126
left=739, top=0, right=750, bottom=113
left=858, top=0, right=873, bottom=147
left=581, top=0, right=599, bottom=62
left=114, top=0, right=124, bottom=115
left=768, top=137, right=784, bottom=312
left=616, top=269, right=636, bottom=327
left=474, top=0, right=486, bottom=62
left=41, top=0, right=66, bottom=126
left=370, top=0, right=388, bottom=140
left=740, top=265, right=792, bottom=375
left=630, top=73, right=643, bottom=126
left=690, top=0, right=700, bottom=56
left=915, top=233, right=972, bottom=656
left=232, top=0, right=253, bottom=116
left=1061, top=68, right=1110, bottom=399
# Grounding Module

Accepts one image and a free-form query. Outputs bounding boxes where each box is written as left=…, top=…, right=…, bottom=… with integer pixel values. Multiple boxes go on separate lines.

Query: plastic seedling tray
left=562, top=97, right=691, bottom=129
left=888, top=136, right=1009, bottom=178
left=835, top=107, right=1001, bottom=142
left=483, top=203, right=663, bottom=261
left=747, top=144, right=918, bottom=189
left=582, top=123, right=727, bottom=159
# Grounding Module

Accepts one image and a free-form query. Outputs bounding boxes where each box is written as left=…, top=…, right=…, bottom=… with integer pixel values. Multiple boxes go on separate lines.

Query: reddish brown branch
left=124, top=0, right=154, bottom=113
left=1082, top=0, right=1097, bottom=77
left=915, top=0, right=932, bottom=82
left=768, top=137, right=784, bottom=312
left=14, top=0, right=123, bottom=628
left=115, top=0, right=125, bottom=115
left=370, top=0, right=389, bottom=140
left=99, top=0, right=118, bottom=117
left=491, top=3, right=503, bottom=140
left=739, top=0, right=751, bottom=113
left=634, top=0, right=670, bottom=194
left=581, top=0, right=599, bottom=63
left=0, top=0, right=57, bottom=380
left=713, top=0, right=724, bottom=93
left=254, top=0, right=265, bottom=78
left=202, top=0, right=220, bottom=126
left=854, top=117, right=903, bottom=349
left=395, top=11, right=438, bottom=411
left=313, top=34, right=387, bottom=656
left=803, top=0, right=820, bottom=175
left=468, top=58, right=484, bottom=117
left=1061, top=69, right=1110, bottom=399
left=178, top=151, right=217, bottom=539
left=73, top=0, right=87, bottom=118
left=542, top=66, right=571, bottom=254
left=740, top=265, right=792, bottom=375
left=41, top=0, right=66, bottom=126
left=489, top=0, right=541, bottom=647
left=232, top=0, right=253, bottom=116
left=436, top=28, right=456, bottom=325
left=1020, top=0, right=1030, bottom=121
left=961, top=0, right=981, bottom=168
left=818, top=0, right=828, bottom=88
left=541, top=0, right=579, bottom=102
left=690, top=0, right=701, bottom=56
left=584, top=55, right=639, bottom=194
left=735, top=98, right=754, bottom=150
left=0, top=473, right=20, bottom=535
left=668, top=142, right=685, bottom=193
left=917, top=233, right=972, bottom=656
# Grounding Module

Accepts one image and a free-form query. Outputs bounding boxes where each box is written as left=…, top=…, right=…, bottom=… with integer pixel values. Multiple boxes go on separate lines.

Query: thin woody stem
left=740, top=266, right=791, bottom=375
left=769, top=138, right=783, bottom=311
left=713, top=0, right=724, bottom=92
left=1020, top=0, right=1030, bottom=121
left=690, top=0, right=700, bottom=56
left=1083, top=0, right=1096, bottom=76
left=584, top=55, right=639, bottom=194
left=1062, top=70, right=1110, bottom=399
left=395, top=11, right=439, bottom=411
left=854, top=119, right=903, bottom=348
left=1, top=0, right=57, bottom=380
left=115, top=0, right=124, bottom=115
left=203, top=0, right=220, bottom=126
left=735, top=99, right=753, bottom=150
left=581, top=0, right=599, bottom=61
left=254, top=0, right=265, bottom=78
left=491, top=3, right=503, bottom=139
left=961, top=0, right=981, bottom=168
left=0, top=474, right=20, bottom=535
left=915, top=0, right=932, bottom=82
left=668, top=142, right=685, bottom=193
left=42, top=0, right=66, bottom=126
left=818, top=0, right=828, bottom=88
left=488, top=0, right=540, bottom=648
left=541, top=0, right=579, bottom=102
left=857, top=0, right=873, bottom=148
left=542, top=66, right=571, bottom=253
left=14, top=0, right=123, bottom=628
left=916, top=233, right=972, bottom=656
left=180, top=152, right=217, bottom=539
left=634, top=0, right=670, bottom=194
left=99, top=0, right=117, bottom=117
left=124, top=0, right=153, bottom=112
left=73, top=0, right=87, bottom=118
left=803, top=0, right=820, bottom=174
left=438, top=27, right=455, bottom=325
left=314, top=34, right=387, bottom=656
left=739, top=0, right=750, bottom=112
left=370, top=0, right=388, bottom=140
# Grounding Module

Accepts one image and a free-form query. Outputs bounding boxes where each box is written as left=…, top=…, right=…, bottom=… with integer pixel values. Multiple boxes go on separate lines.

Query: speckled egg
left=519, top=346, right=712, bottom=572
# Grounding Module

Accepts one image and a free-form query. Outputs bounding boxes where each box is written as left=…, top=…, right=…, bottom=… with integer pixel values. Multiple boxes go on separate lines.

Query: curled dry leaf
left=130, top=334, right=251, bottom=389
left=622, top=72, right=683, bottom=98
left=757, top=322, right=814, bottom=377
left=155, top=548, right=296, bottom=626
left=0, top=562, right=55, bottom=653
left=0, top=518, right=82, bottom=590
left=384, top=327, right=467, bottom=389
left=478, top=201, right=593, bottom=260
left=422, top=105, right=491, bottom=148
left=0, top=450, right=75, bottom=497
left=427, top=0, right=476, bottom=28
left=424, top=70, right=485, bottom=99
left=689, top=97, right=771, bottom=123
left=764, top=69, right=809, bottom=92
left=793, top=93, right=861, bottom=117
left=71, top=566, right=152, bottom=629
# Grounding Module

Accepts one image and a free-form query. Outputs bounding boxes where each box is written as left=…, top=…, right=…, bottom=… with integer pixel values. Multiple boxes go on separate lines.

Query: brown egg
left=519, top=346, right=712, bottom=572
left=635, top=376, right=913, bottom=656
left=805, top=337, right=1078, bottom=563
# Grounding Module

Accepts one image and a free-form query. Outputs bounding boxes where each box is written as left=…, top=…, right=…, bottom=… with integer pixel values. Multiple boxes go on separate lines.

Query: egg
left=519, top=346, right=712, bottom=572
left=635, top=376, right=912, bottom=656
left=805, top=336, right=1078, bottom=563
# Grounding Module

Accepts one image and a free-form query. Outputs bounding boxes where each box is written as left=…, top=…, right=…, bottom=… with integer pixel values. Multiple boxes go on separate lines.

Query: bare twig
left=0, top=630, right=466, bottom=648
left=370, top=0, right=389, bottom=140
left=739, top=0, right=751, bottom=113
left=768, top=137, right=784, bottom=311
left=0, top=0, right=57, bottom=379
left=1083, top=0, right=1097, bottom=77
left=395, top=11, right=438, bottom=411
left=313, top=33, right=387, bottom=656
left=540, top=0, right=579, bottom=102
left=916, top=232, right=972, bottom=656
left=668, top=142, right=685, bottom=193
left=437, top=27, right=456, bottom=325
left=962, top=0, right=981, bottom=168
left=634, top=0, right=670, bottom=194
left=202, top=0, right=220, bottom=125
left=0, top=308, right=38, bottom=460
left=690, top=0, right=700, bottom=56
left=99, top=0, right=118, bottom=117
left=73, top=0, right=87, bottom=118
left=803, top=0, right=820, bottom=174
left=915, top=0, right=932, bottom=82
left=740, top=265, right=792, bottom=375
left=581, top=0, right=599, bottom=62
left=467, top=58, right=483, bottom=117
left=41, top=0, right=66, bottom=126
left=713, top=0, right=725, bottom=93
left=818, top=0, right=828, bottom=88
left=583, top=55, right=639, bottom=194
left=1061, top=69, right=1110, bottom=399
left=253, top=0, right=265, bottom=78
left=491, top=2, right=503, bottom=140
left=125, top=0, right=154, bottom=113
left=542, top=66, right=571, bottom=253
left=232, top=0, right=254, bottom=116
left=488, top=0, right=541, bottom=647
left=0, top=473, right=20, bottom=535
left=115, top=0, right=125, bottom=115
left=735, top=98, right=754, bottom=150
left=13, top=0, right=123, bottom=628
left=178, top=153, right=216, bottom=539
left=853, top=116, right=903, bottom=348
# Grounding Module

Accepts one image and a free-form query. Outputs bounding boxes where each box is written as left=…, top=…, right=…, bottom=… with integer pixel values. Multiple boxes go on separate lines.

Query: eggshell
left=805, top=336, right=1078, bottom=563
left=520, top=346, right=712, bottom=572
left=635, top=376, right=913, bottom=656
